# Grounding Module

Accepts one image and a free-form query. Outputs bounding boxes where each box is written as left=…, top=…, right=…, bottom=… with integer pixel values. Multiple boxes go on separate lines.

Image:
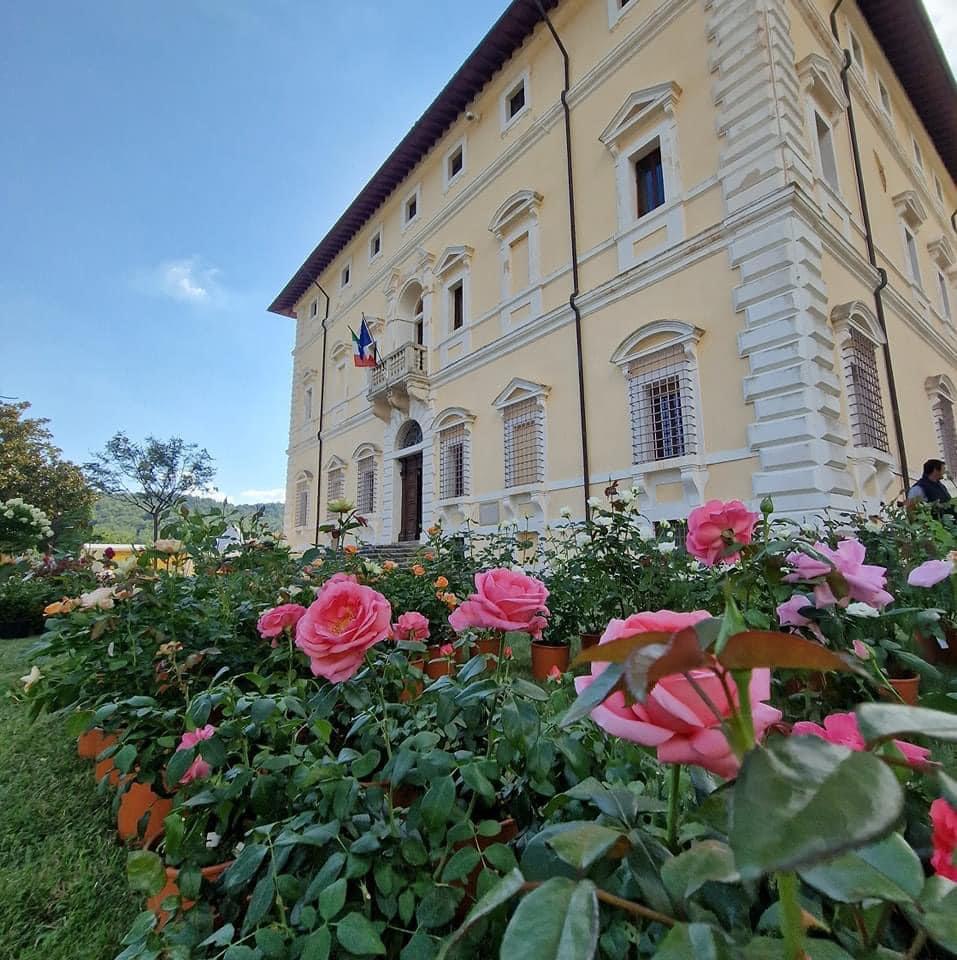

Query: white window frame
left=847, top=25, right=865, bottom=74
left=293, top=471, right=313, bottom=530
left=304, top=385, right=313, bottom=423
left=876, top=76, right=893, bottom=122
left=339, top=258, right=352, bottom=291
left=369, top=226, right=383, bottom=264
left=310, top=298, right=319, bottom=317
left=401, top=184, right=422, bottom=232
left=443, top=137, right=466, bottom=191
left=813, top=109, right=840, bottom=194
left=934, top=174, right=944, bottom=207
left=913, top=136, right=924, bottom=177
left=928, top=238, right=955, bottom=323
left=493, top=381, right=549, bottom=491
left=500, top=68, right=530, bottom=133
left=607, top=0, right=638, bottom=30
left=904, top=226, right=922, bottom=290
left=434, top=408, right=475, bottom=503
left=325, top=460, right=346, bottom=518
left=488, top=189, right=543, bottom=333
left=433, top=245, right=473, bottom=361
left=354, top=447, right=378, bottom=516
left=938, top=271, right=952, bottom=324
left=926, top=375, right=957, bottom=472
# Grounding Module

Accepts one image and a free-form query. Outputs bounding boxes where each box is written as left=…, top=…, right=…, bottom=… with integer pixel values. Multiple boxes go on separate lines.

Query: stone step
left=359, top=542, right=425, bottom=563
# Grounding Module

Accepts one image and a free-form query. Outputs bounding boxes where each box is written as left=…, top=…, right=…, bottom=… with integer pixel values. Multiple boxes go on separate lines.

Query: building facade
left=270, top=0, right=957, bottom=551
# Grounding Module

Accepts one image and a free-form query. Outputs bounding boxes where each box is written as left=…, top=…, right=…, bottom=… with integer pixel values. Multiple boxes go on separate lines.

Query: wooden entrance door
left=399, top=453, right=423, bottom=542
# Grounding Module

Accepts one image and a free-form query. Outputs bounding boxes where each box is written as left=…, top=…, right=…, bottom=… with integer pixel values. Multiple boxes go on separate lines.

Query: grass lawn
left=0, top=637, right=139, bottom=960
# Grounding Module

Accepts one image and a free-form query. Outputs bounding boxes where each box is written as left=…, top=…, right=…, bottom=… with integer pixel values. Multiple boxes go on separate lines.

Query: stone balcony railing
left=367, top=342, right=429, bottom=408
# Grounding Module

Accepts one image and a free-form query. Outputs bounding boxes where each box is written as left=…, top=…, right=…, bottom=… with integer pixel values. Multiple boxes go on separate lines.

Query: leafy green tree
left=85, top=433, right=216, bottom=543
left=0, top=401, right=95, bottom=544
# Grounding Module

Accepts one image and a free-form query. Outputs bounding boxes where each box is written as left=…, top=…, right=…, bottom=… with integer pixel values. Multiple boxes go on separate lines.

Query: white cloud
left=135, top=256, right=225, bottom=306
left=926, top=0, right=957, bottom=75
left=236, top=488, right=285, bottom=504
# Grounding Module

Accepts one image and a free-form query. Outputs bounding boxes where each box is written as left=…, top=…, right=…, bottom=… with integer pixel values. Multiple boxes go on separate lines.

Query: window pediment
left=928, top=236, right=956, bottom=271
left=324, top=455, right=347, bottom=472
left=611, top=320, right=703, bottom=366
left=831, top=300, right=885, bottom=345
left=434, top=406, right=476, bottom=432
left=926, top=374, right=956, bottom=401
left=433, top=245, right=473, bottom=279
left=796, top=54, right=848, bottom=121
left=300, top=367, right=318, bottom=384
left=599, top=82, right=682, bottom=155
left=492, top=378, right=550, bottom=411
left=352, top=443, right=381, bottom=461
left=893, top=190, right=927, bottom=229
left=488, top=190, right=543, bottom=239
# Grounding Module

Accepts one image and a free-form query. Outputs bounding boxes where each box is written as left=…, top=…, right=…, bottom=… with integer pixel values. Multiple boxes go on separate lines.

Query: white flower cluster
left=0, top=497, right=54, bottom=541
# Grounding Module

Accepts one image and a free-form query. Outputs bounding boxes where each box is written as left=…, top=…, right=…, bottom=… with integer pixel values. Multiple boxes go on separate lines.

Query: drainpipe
left=829, top=0, right=909, bottom=492
left=311, top=280, right=331, bottom=547
left=534, top=0, right=591, bottom=515
left=951, top=208, right=957, bottom=235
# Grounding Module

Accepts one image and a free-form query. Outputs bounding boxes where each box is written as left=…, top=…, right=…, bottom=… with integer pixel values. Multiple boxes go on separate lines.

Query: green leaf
left=460, top=763, right=496, bottom=803
left=163, top=812, right=185, bottom=860
left=319, top=878, right=347, bottom=921
left=661, top=841, right=739, bottom=903
left=499, top=878, right=599, bottom=960
left=856, top=703, right=957, bottom=745
left=224, top=843, right=269, bottom=895
left=243, top=874, right=275, bottom=933
left=197, top=735, right=225, bottom=768
left=114, top=744, right=137, bottom=774
left=512, top=678, right=549, bottom=702
left=400, top=931, right=437, bottom=960
left=940, top=771, right=957, bottom=808
left=336, top=912, right=386, bottom=956
left=798, top=832, right=923, bottom=904
left=420, top=776, right=455, bottom=831
left=165, top=747, right=195, bottom=786
left=546, top=822, right=626, bottom=872
left=66, top=709, right=95, bottom=738
left=352, top=749, right=381, bottom=779
left=127, top=851, right=166, bottom=896
left=560, top=663, right=624, bottom=727
left=436, top=869, right=525, bottom=960
left=730, top=738, right=903, bottom=880
left=653, top=923, right=733, bottom=959
left=903, top=876, right=957, bottom=951
left=255, top=928, right=286, bottom=958
left=224, top=947, right=257, bottom=960
left=416, top=886, right=461, bottom=929
left=401, top=836, right=428, bottom=866
left=121, top=911, right=158, bottom=945
left=484, top=843, right=518, bottom=874
left=178, top=864, right=202, bottom=901
left=198, top=923, right=235, bottom=948
left=301, top=926, right=331, bottom=960
left=441, top=847, right=481, bottom=883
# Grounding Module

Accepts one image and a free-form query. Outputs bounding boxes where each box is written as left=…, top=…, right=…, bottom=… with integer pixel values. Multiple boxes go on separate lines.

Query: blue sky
left=1, top=2, right=953, bottom=504
left=0, top=0, right=511, bottom=503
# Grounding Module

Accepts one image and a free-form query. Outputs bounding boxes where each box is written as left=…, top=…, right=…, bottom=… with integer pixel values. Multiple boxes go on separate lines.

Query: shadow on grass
left=0, top=637, right=139, bottom=960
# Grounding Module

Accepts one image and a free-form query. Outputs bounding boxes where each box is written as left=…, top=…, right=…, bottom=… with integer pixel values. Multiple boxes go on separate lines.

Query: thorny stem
left=777, top=872, right=804, bottom=960
left=665, top=763, right=681, bottom=853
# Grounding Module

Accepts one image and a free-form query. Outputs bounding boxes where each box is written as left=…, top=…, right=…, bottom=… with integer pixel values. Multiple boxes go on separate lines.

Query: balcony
left=368, top=342, right=430, bottom=416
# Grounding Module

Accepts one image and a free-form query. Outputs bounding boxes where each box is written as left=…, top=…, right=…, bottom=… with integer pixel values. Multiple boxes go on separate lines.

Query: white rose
left=863, top=520, right=883, bottom=533
left=206, top=832, right=222, bottom=849
left=79, top=586, right=115, bottom=610
left=637, top=526, right=656, bottom=542
left=559, top=506, right=573, bottom=519
left=21, top=665, right=43, bottom=691
left=586, top=497, right=602, bottom=508
left=574, top=532, right=590, bottom=548
left=846, top=602, right=879, bottom=618
left=656, top=542, right=677, bottom=555
left=594, top=516, right=613, bottom=528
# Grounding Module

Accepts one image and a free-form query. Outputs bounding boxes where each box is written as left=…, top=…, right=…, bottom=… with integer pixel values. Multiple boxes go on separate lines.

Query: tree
left=85, top=433, right=216, bottom=542
left=0, top=401, right=96, bottom=545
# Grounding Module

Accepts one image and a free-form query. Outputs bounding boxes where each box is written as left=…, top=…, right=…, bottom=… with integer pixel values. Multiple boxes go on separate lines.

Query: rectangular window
left=844, top=328, right=889, bottom=452
left=440, top=425, right=467, bottom=499
left=940, top=272, right=952, bottom=321
left=310, top=299, right=318, bottom=317
left=815, top=113, right=839, bottom=191
left=937, top=396, right=957, bottom=469
left=634, top=143, right=665, bottom=218
left=404, top=193, right=418, bottom=224
left=356, top=457, right=375, bottom=514
left=295, top=484, right=309, bottom=528
left=448, top=145, right=463, bottom=181
left=627, top=344, right=696, bottom=464
left=326, top=468, right=345, bottom=517
left=340, top=263, right=351, bottom=288
left=878, top=78, right=891, bottom=117
left=849, top=30, right=863, bottom=70
left=450, top=280, right=464, bottom=331
left=508, top=81, right=526, bottom=120
left=304, top=386, right=313, bottom=422
left=913, top=138, right=924, bottom=171
left=905, top=228, right=922, bottom=287
left=935, top=175, right=944, bottom=205
left=369, top=230, right=381, bottom=260
left=509, top=232, right=530, bottom=294
left=504, top=399, right=544, bottom=488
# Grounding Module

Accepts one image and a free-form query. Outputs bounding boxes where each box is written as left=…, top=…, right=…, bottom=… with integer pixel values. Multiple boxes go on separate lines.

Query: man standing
left=906, top=459, right=952, bottom=508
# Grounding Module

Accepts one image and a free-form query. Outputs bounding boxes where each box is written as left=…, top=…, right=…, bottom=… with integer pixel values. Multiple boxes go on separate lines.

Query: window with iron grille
left=326, top=468, right=345, bottom=517
left=935, top=395, right=957, bottom=472
left=440, top=425, right=468, bottom=499
left=356, top=457, right=376, bottom=513
left=503, top=398, right=545, bottom=487
left=843, top=328, right=889, bottom=451
left=627, top=345, right=696, bottom=463
left=294, top=480, right=310, bottom=528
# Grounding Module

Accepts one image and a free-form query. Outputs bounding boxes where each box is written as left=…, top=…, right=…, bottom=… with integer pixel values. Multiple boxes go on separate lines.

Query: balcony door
left=398, top=452, right=423, bottom=542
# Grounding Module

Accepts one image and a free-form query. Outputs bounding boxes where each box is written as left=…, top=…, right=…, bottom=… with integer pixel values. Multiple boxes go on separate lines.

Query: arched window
left=397, top=420, right=423, bottom=449
left=294, top=471, right=313, bottom=529
left=325, top=459, right=346, bottom=517
left=414, top=298, right=424, bottom=347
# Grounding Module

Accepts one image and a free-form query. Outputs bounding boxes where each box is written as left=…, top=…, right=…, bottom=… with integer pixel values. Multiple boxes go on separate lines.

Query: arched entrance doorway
left=396, top=420, right=423, bottom=541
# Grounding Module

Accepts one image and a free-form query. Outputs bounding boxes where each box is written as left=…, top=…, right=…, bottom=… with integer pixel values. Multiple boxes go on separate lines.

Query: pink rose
left=907, top=559, right=955, bottom=588
left=392, top=611, right=430, bottom=642
left=296, top=580, right=392, bottom=682
left=547, top=665, right=562, bottom=682
left=257, top=603, right=307, bottom=639
left=930, top=798, right=957, bottom=882
left=686, top=500, right=760, bottom=567
left=449, top=569, right=550, bottom=639
left=574, top=610, right=781, bottom=779
left=315, top=572, right=359, bottom=596
left=785, top=540, right=893, bottom=609
left=177, top=724, right=216, bottom=785
left=792, top=712, right=930, bottom=768
left=776, top=594, right=824, bottom=642
left=439, top=643, right=454, bottom=657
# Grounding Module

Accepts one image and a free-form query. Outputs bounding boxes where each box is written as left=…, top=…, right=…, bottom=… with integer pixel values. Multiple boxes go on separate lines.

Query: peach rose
left=257, top=603, right=307, bottom=639
left=686, top=499, right=760, bottom=567
left=344, top=545, right=358, bottom=555
left=177, top=724, right=216, bottom=784
left=296, top=580, right=392, bottom=682
left=412, top=564, right=426, bottom=577
left=392, top=611, right=430, bottom=642
left=574, top=610, right=781, bottom=779
left=448, top=568, right=550, bottom=639
left=434, top=576, right=449, bottom=590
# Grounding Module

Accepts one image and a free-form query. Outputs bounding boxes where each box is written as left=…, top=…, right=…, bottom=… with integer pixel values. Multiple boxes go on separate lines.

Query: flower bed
left=12, top=497, right=957, bottom=959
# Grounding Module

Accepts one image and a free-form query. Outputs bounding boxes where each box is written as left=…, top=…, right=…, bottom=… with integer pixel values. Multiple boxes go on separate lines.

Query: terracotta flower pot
left=579, top=632, right=601, bottom=652
left=916, top=628, right=957, bottom=667
left=92, top=736, right=127, bottom=788
left=530, top=642, right=570, bottom=681
left=881, top=675, right=921, bottom=705
left=472, top=635, right=503, bottom=659
left=400, top=659, right=426, bottom=702
left=146, top=861, right=233, bottom=928
left=117, top=781, right=173, bottom=847
left=77, top=727, right=116, bottom=761
left=425, top=647, right=455, bottom=679
left=361, top=780, right=421, bottom=808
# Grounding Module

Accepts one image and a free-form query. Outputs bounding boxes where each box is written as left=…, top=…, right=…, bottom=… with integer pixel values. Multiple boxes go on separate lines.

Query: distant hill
left=92, top=494, right=285, bottom=544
